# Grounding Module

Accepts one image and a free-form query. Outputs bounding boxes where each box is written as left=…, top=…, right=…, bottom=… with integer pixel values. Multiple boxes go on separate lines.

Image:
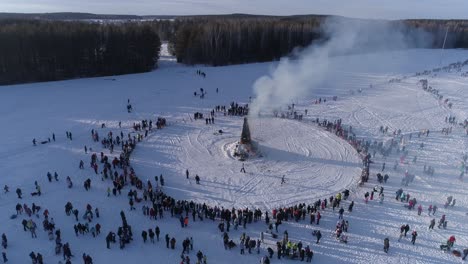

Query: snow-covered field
left=0, top=48, right=467, bottom=264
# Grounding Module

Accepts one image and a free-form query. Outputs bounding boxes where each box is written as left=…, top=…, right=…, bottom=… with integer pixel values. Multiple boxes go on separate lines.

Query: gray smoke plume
left=249, top=16, right=432, bottom=116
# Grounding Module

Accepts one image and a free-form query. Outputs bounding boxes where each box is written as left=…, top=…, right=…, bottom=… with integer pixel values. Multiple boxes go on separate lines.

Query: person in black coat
left=315, top=231, right=322, bottom=244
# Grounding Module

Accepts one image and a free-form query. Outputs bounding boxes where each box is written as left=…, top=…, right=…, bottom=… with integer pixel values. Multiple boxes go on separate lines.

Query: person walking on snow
left=1, top=234, right=7, bottom=249
left=438, top=215, right=446, bottom=228
left=379, top=193, right=384, bottom=204
left=411, top=231, right=418, bottom=245
left=155, top=226, right=160, bottom=241
left=429, top=219, right=436, bottom=230
left=240, top=164, right=246, bottom=173
left=315, top=230, right=322, bottom=244
left=404, top=224, right=410, bottom=237
left=165, top=234, right=170, bottom=248
left=398, top=225, right=405, bottom=241
left=338, top=207, right=344, bottom=219
left=384, top=238, right=390, bottom=253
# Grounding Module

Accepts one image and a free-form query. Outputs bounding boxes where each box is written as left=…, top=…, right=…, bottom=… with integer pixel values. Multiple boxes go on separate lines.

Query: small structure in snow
left=235, top=117, right=256, bottom=161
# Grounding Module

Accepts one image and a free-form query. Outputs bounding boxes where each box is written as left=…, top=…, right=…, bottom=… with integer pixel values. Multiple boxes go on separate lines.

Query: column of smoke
left=249, top=17, right=432, bottom=118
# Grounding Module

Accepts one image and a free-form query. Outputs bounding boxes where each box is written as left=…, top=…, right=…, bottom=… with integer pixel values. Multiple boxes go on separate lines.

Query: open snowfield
left=0, top=48, right=467, bottom=264
left=140, top=116, right=361, bottom=210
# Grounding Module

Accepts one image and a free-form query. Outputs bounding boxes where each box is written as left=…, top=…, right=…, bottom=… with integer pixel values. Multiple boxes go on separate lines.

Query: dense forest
left=170, top=15, right=325, bottom=65
left=0, top=12, right=141, bottom=20
left=170, top=16, right=468, bottom=66
left=0, top=12, right=176, bottom=21
left=3, top=13, right=468, bottom=85
left=404, top=19, right=468, bottom=48
left=0, top=20, right=161, bottom=85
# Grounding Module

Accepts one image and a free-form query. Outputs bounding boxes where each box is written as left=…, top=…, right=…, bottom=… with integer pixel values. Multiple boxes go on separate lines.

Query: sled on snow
left=440, top=241, right=455, bottom=251
left=213, top=130, right=224, bottom=135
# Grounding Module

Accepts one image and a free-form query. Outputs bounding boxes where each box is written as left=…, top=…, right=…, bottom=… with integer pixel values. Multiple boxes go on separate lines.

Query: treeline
left=4, top=14, right=468, bottom=85
left=170, top=16, right=325, bottom=65
left=0, top=12, right=177, bottom=21
left=404, top=19, right=468, bottom=48
left=168, top=15, right=468, bottom=66
left=0, top=20, right=161, bottom=85
left=0, top=12, right=141, bottom=20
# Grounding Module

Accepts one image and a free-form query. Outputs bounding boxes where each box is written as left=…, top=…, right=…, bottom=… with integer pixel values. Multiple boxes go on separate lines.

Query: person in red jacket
left=448, top=235, right=456, bottom=248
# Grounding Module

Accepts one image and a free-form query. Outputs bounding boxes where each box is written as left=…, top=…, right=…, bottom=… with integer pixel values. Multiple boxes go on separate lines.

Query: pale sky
left=0, top=0, right=467, bottom=20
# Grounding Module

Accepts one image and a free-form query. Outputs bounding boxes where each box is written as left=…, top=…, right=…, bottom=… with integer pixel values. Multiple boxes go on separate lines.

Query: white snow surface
left=0, top=48, right=467, bottom=263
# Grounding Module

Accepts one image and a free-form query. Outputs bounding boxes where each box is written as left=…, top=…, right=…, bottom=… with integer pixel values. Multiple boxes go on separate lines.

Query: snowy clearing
left=0, top=48, right=467, bottom=264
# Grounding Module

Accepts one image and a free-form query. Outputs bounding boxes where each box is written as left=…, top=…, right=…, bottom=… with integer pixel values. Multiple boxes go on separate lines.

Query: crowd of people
left=4, top=62, right=468, bottom=264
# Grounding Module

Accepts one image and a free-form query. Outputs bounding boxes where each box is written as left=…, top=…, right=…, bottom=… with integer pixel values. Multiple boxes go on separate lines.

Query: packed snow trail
left=137, top=116, right=361, bottom=210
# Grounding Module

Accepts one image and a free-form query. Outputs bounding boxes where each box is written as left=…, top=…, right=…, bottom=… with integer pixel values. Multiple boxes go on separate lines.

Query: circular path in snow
left=156, top=116, right=362, bottom=210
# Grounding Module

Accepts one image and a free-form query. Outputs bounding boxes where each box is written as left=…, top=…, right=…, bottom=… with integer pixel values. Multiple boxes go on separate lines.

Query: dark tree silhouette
left=0, top=20, right=161, bottom=85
